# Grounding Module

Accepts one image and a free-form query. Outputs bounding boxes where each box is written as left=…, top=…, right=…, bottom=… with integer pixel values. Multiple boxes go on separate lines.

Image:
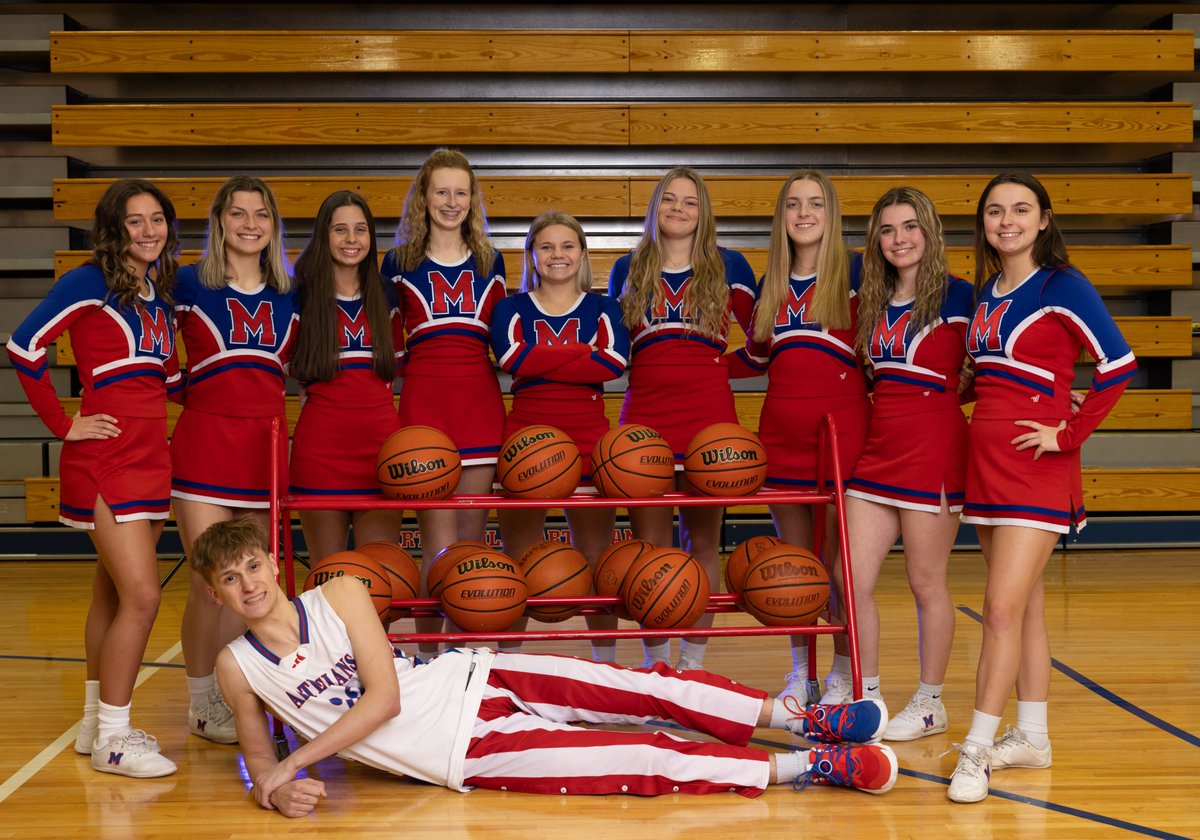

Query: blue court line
left=0, top=653, right=184, bottom=669
left=957, top=605, right=1200, bottom=748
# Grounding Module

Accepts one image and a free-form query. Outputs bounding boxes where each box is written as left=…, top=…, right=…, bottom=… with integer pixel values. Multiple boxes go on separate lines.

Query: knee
left=981, top=595, right=1026, bottom=637
left=123, top=583, right=162, bottom=624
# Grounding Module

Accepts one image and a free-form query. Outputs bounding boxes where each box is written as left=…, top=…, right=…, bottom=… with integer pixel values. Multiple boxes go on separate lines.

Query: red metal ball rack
left=268, top=414, right=865, bottom=699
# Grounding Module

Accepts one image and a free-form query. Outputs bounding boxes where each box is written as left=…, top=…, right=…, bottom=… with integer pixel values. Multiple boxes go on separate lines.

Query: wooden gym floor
left=0, top=545, right=1196, bottom=839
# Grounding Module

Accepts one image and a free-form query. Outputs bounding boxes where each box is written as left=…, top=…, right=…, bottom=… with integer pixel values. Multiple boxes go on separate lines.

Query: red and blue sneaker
left=794, top=744, right=898, bottom=795
left=784, top=696, right=888, bottom=744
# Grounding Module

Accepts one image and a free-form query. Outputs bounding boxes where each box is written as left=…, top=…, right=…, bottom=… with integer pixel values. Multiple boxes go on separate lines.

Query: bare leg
left=83, top=562, right=118, bottom=682
left=898, top=501, right=959, bottom=686
left=677, top=502, right=724, bottom=658
left=496, top=506, right=549, bottom=651
left=567, top=505, right=619, bottom=658
left=840, top=496, right=901, bottom=677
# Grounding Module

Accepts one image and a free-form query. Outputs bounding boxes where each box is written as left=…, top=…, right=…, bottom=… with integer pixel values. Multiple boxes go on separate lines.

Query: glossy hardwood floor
left=0, top=546, right=1196, bottom=839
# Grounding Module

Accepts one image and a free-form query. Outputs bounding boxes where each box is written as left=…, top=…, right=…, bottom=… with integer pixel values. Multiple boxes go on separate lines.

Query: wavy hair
left=92, top=178, right=180, bottom=308
left=521, top=210, right=593, bottom=293
left=291, top=191, right=395, bottom=383
left=618, top=167, right=727, bottom=337
left=857, top=187, right=951, bottom=355
left=973, top=171, right=1071, bottom=293
left=197, top=175, right=291, bottom=293
left=755, top=170, right=850, bottom=341
left=389, top=148, right=496, bottom=275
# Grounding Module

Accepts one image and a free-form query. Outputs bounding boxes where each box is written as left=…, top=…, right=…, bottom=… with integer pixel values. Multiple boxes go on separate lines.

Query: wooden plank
left=52, top=244, right=1195, bottom=292
left=53, top=176, right=632, bottom=221
left=629, top=102, right=1194, bottom=145
left=1106, top=317, right=1194, bottom=358
left=50, top=30, right=631, bottom=73
left=22, top=477, right=58, bottom=522
left=1083, top=468, right=1200, bottom=512
left=53, top=173, right=1189, bottom=221
left=630, top=31, right=1195, bottom=73
left=51, top=103, right=630, bottom=147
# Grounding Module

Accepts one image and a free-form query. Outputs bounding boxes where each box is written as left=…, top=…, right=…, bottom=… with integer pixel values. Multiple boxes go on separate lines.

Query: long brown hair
left=291, top=191, right=395, bottom=383
left=389, top=148, right=496, bottom=275
left=755, top=170, right=850, bottom=341
left=197, top=175, right=291, bottom=293
left=857, top=187, right=950, bottom=356
left=618, top=167, right=727, bottom=337
left=973, top=171, right=1071, bottom=294
left=92, top=178, right=180, bottom=308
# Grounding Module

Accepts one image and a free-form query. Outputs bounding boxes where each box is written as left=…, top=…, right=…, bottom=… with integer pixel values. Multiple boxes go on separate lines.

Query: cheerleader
left=6, top=180, right=181, bottom=777
left=947, top=173, right=1136, bottom=803
left=173, top=176, right=297, bottom=744
left=290, top=191, right=403, bottom=560
left=491, top=211, right=630, bottom=660
left=381, top=149, right=506, bottom=657
left=609, top=168, right=756, bottom=670
left=731, top=171, right=869, bottom=706
left=842, top=187, right=974, bottom=741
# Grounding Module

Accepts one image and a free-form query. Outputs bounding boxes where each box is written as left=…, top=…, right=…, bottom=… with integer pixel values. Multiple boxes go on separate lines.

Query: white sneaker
left=819, top=671, right=854, bottom=705
left=75, top=717, right=98, bottom=755
left=674, top=657, right=703, bottom=671
left=188, top=691, right=238, bottom=744
left=777, top=671, right=822, bottom=708
left=91, top=728, right=177, bottom=778
left=884, top=692, right=949, bottom=741
left=946, top=742, right=991, bottom=803
left=990, top=725, right=1052, bottom=769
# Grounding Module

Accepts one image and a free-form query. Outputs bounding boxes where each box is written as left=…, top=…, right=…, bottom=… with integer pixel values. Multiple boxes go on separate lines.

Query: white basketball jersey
left=227, top=587, right=494, bottom=790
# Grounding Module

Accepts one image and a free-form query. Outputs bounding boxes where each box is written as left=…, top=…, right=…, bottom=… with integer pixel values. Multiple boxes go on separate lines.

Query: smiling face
left=328, top=204, right=370, bottom=271
left=982, top=182, right=1050, bottom=269
left=208, top=549, right=280, bottom=621
left=530, top=223, right=584, bottom=288
left=656, top=176, right=701, bottom=241
left=221, top=189, right=273, bottom=260
left=122, top=192, right=168, bottom=278
left=425, top=167, right=472, bottom=236
left=877, top=202, right=926, bottom=283
left=782, top=178, right=827, bottom=258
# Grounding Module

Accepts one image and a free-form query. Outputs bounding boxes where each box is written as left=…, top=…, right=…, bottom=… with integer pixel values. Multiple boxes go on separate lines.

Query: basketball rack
left=269, top=414, right=865, bottom=699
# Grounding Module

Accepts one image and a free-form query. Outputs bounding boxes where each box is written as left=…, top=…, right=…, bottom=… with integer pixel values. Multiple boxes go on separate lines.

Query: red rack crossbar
left=268, top=414, right=864, bottom=699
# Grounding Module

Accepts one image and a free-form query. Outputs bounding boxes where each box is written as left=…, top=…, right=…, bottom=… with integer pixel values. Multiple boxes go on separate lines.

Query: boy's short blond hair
left=190, top=516, right=271, bottom=584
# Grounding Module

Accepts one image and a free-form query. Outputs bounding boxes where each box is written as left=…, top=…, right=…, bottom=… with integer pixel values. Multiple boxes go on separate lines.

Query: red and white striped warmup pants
left=462, top=653, right=772, bottom=796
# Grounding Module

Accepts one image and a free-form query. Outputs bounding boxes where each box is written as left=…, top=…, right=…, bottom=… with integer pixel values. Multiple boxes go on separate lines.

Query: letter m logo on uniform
left=339, top=306, right=368, bottom=347
left=532, top=318, right=581, bottom=346
left=651, top=280, right=688, bottom=321
left=430, top=270, right=477, bottom=315
left=967, top=299, right=1011, bottom=354
left=776, top=282, right=815, bottom=327
left=227, top=300, right=277, bottom=345
left=870, top=310, right=910, bottom=359
left=137, top=306, right=172, bottom=355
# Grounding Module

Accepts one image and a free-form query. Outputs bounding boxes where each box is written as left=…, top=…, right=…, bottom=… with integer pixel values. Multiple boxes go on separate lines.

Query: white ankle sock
left=918, top=681, right=944, bottom=700
left=97, top=700, right=131, bottom=742
left=81, top=679, right=100, bottom=724
left=772, top=750, right=807, bottom=784
left=591, top=644, right=617, bottom=664
left=862, top=674, right=882, bottom=700
left=965, top=709, right=1001, bottom=748
left=642, top=640, right=670, bottom=665
left=186, top=673, right=217, bottom=704
left=678, top=640, right=706, bottom=667
left=1016, top=700, right=1050, bottom=747
left=830, top=653, right=851, bottom=677
left=790, top=644, right=810, bottom=673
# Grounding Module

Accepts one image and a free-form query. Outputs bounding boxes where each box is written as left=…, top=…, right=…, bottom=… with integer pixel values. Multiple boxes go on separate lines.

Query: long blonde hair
left=521, top=210, right=593, bottom=293
left=754, top=170, right=849, bottom=341
left=856, top=187, right=951, bottom=356
left=618, top=167, right=727, bottom=337
left=197, top=175, right=291, bottom=293
left=389, top=148, right=496, bottom=275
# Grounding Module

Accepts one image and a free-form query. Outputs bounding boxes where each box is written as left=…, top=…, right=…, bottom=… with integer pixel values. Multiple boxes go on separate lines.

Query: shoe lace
left=793, top=745, right=856, bottom=791
left=780, top=693, right=810, bottom=732
left=993, top=725, right=1023, bottom=749
left=121, top=729, right=159, bottom=754
left=942, top=742, right=988, bottom=772
left=897, top=693, right=933, bottom=720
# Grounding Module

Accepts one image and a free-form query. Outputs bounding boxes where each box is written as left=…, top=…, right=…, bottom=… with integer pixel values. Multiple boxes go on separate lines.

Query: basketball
left=590, top=424, right=676, bottom=498
left=619, top=547, right=710, bottom=629
left=355, top=541, right=420, bottom=622
left=437, top=548, right=528, bottom=633
left=683, top=422, right=768, bottom=497
left=496, top=424, right=581, bottom=499
left=426, top=540, right=491, bottom=599
left=517, top=539, right=592, bottom=622
left=724, top=534, right=783, bottom=593
left=303, top=550, right=393, bottom=622
left=739, top=544, right=830, bottom=626
left=593, top=538, right=655, bottom=620
left=376, top=425, right=462, bottom=500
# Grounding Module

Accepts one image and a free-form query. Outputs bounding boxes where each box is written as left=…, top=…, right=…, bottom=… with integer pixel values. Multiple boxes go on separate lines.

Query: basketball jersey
left=173, top=265, right=297, bottom=417
left=226, top=587, right=495, bottom=791
left=297, top=294, right=400, bottom=410
left=967, top=265, right=1136, bottom=450
left=490, top=291, right=630, bottom=399
left=733, top=254, right=866, bottom=394
left=381, top=249, right=506, bottom=376
left=606, top=248, right=756, bottom=365
left=6, top=262, right=180, bottom=438
left=865, top=276, right=974, bottom=417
